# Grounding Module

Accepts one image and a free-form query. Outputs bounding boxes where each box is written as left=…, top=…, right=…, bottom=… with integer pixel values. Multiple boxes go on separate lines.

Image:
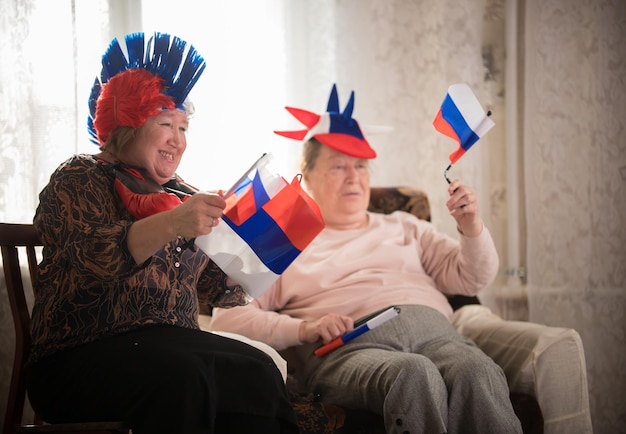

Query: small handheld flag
left=314, top=306, right=400, bottom=357
left=433, top=83, right=494, bottom=183
left=194, top=154, right=325, bottom=298
left=223, top=153, right=268, bottom=197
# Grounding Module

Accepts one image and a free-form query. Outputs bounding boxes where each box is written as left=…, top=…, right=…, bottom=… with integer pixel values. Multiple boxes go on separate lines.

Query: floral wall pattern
left=523, top=1, right=626, bottom=432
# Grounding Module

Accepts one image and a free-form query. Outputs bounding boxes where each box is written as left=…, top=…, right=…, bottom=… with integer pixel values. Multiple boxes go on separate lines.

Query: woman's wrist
left=222, top=276, right=243, bottom=294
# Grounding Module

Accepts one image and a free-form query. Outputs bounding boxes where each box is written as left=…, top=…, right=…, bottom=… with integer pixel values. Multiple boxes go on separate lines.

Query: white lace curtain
left=1, top=0, right=624, bottom=431
left=0, top=0, right=299, bottom=224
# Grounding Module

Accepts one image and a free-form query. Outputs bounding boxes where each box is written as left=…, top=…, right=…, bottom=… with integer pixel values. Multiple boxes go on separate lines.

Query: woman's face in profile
left=121, top=110, right=189, bottom=184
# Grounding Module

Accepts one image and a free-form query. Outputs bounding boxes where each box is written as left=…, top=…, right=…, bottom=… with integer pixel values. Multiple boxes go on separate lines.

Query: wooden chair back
left=1, top=223, right=129, bottom=433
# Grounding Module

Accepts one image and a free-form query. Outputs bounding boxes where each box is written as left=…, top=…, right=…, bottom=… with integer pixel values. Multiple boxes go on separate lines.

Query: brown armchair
left=283, top=186, right=544, bottom=434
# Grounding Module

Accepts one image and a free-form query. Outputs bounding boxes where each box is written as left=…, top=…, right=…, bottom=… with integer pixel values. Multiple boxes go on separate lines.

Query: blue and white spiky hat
left=87, top=32, right=206, bottom=146
left=274, top=84, right=378, bottom=159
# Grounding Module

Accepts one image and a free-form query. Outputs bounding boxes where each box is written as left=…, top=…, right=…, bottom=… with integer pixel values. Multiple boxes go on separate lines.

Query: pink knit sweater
left=210, top=211, right=498, bottom=351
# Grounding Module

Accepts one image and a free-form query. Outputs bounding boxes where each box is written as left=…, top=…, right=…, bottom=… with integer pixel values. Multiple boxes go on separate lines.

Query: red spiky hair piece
left=94, top=68, right=174, bottom=145
left=87, top=32, right=206, bottom=146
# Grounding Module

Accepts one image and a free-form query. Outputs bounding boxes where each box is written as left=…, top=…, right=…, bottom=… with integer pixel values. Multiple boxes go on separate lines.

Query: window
left=0, top=0, right=298, bottom=222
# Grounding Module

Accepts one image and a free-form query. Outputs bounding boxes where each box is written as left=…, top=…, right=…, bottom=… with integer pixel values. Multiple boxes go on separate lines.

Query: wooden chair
left=1, top=223, right=130, bottom=434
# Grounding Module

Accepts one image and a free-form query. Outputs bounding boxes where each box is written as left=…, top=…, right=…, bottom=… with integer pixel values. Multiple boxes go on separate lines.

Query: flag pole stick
left=224, top=153, right=268, bottom=197
left=443, top=110, right=492, bottom=185
left=444, top=164, right=452, bottom=184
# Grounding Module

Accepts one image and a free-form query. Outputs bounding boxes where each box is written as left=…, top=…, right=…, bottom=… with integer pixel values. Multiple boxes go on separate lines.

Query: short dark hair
left=300, top=138, right=323, bottom=174
left=101, top=126, right=136, bottom=154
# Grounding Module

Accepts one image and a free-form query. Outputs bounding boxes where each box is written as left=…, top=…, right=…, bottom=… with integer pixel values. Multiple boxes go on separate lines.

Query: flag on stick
left=433, top=83, right=494, bottom=164
left=314, top=306, right=400, bottom=357
left=195, top=154, right=325, bottom=298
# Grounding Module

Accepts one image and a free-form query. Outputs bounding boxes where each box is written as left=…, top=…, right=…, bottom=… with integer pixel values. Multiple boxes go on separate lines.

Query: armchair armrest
left=452, top=305, right=592, bottom=434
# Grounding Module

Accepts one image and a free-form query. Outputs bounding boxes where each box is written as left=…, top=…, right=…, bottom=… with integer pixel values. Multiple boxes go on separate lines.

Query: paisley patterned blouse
left=29, top=154, right=248, bottom=364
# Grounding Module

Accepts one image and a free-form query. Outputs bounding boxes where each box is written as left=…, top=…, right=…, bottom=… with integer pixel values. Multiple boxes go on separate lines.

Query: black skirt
left=27, top=324, right=299, bottom=434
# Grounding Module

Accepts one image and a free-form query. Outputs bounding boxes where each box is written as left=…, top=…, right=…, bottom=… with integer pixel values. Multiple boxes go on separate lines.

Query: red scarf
left=100, top=161, right=198, bottom=220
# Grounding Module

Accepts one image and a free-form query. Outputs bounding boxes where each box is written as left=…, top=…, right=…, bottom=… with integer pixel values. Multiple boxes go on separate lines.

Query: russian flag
left=433, top=83, right=494, bottom=164
left=195, top=154, right=325, bottom=298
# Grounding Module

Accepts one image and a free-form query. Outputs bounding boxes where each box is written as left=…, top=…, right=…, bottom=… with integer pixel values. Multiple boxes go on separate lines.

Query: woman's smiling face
left=120, top=110, right=189, bottom=184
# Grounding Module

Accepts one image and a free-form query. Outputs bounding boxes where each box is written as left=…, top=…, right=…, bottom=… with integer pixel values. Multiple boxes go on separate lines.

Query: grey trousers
left=295, top=305, right=523, bottom=434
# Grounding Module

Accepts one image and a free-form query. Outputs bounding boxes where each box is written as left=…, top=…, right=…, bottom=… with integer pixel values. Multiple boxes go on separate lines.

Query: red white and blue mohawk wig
left=87, top=32, right=206, bottom=146
left=274, top=84, right=377, bottom=159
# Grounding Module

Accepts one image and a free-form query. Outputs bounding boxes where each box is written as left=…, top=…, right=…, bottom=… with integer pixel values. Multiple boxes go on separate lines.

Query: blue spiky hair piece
left=87, top=32, right=206, bottom=145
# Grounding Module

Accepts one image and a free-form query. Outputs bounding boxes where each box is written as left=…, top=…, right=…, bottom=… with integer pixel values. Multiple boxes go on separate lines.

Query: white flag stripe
left=448, top=83, right=493, bottom=135
left=256, top=159, right=288, bottom=198
left=195, top=220, right=279, bottom=298
left=366, top=307, right=400, bottom=329
left=474, top=115, right=495, bottom=138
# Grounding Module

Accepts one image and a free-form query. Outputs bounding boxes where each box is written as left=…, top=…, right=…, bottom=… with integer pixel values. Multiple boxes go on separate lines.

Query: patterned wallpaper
left=284, top=1, right=626, bottom=432
left=523, top=1, right=626, bottom=433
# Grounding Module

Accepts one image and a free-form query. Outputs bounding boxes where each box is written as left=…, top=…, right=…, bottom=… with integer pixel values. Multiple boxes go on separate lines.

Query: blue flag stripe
left=441, top=94, right=480, bottom=151
left=223, top=209, right=301, bottom=274
left=251, top=170, right=271, bottom=206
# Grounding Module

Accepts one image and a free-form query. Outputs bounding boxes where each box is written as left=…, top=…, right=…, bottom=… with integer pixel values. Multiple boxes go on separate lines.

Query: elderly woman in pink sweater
left=211, top=85, right=522, bottom=434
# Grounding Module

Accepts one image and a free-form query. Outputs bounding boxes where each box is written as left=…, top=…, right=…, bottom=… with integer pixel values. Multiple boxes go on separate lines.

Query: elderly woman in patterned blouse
left=26, top=32, right=298, bottom=434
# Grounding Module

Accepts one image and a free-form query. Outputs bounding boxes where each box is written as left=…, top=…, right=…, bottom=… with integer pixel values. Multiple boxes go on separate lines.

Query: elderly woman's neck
left=96, top=149, right=119, bottom=164
left=324, top=212, right=369, bottom=230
